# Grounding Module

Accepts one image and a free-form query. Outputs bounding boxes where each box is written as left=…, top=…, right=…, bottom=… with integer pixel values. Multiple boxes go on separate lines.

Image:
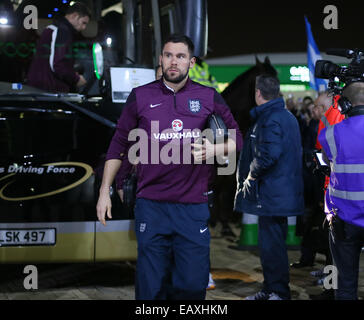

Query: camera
left=315, top=48, right=364, bottom=114
left=315, top=48, right=364, bottom=83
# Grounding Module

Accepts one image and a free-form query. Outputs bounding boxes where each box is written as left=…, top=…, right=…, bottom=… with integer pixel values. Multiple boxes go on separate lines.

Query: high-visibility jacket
left=189, top=60, right=221, bottom=92
left=315, top=95, right=345, bottom=191
left=315, top=95, right=345, bottom=150
left=318, top=112, right=364, bottom=227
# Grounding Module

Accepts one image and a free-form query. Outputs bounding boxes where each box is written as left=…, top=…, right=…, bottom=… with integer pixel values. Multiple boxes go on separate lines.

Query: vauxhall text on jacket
left=106, top=78, right=243, bottom=203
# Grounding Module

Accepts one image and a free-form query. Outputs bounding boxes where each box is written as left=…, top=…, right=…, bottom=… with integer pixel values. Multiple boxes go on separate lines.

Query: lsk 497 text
left=0, top=231, right=45, bottom=243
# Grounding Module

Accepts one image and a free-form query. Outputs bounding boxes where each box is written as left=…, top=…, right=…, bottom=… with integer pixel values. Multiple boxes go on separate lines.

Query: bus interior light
left=0, top=17, right=8, bottom=25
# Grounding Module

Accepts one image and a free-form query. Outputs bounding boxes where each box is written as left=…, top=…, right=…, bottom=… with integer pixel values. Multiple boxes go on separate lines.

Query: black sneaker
left=310, top=269, right=324, bottom=278
left=245, top=291, right=270, bottom=300
left=290, top=261, right=314, bottom=268
left=268, top=292, right=284, bottom=300
left=309, top=289, right=335, bottom=300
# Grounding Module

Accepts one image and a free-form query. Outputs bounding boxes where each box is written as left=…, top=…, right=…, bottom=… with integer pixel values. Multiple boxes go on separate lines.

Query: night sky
left=207, top=1, right=364, bottom=58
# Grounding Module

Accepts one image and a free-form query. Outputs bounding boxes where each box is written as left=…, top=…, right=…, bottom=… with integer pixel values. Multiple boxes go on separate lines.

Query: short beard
left=162, top=68, right=189, bottom=84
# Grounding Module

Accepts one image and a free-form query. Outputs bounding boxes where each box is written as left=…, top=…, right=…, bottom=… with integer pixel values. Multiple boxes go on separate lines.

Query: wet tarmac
left=0, top=223, right=363, bottom=300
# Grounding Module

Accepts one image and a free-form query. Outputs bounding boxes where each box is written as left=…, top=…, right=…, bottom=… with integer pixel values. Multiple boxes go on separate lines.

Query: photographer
left=318, top=81, right=364, bottom=300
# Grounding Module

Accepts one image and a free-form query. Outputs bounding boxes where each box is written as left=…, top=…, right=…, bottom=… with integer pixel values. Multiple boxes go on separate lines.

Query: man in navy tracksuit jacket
left=235, top=75, right=304, bottom=300
left=96, top=34, right=243, bottom=300
left=27, top=2, right=89, bottom=92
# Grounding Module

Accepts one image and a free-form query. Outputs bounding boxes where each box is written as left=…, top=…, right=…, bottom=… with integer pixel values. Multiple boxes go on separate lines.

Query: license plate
left=0, top=228, right=56, bottom=247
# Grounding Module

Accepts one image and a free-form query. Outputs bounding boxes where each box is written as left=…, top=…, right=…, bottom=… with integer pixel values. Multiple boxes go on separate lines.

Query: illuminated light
left=12, top=83, right=22, bottom=90
left=54, top=8, right=59, bottom=12
left=217, top=82, right=229, bottom=92
left=0, top=17, right=8, bottom=25
left=48, top=14, right=53, bottom=18
left=280, top=84, right=308, bottom=92
left=63, top=0, right=68, bottom=3
left=289, top=66, right=310, bottom=82
left=92, top=42, right=104, bottom=79
left=106, top=37, right=112, bottom=46
left=70, top=1, right=75, bottom=6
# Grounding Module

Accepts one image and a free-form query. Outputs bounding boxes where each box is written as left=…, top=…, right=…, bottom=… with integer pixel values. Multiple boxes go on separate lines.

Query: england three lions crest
left=189, top=99, right=202, bottom=113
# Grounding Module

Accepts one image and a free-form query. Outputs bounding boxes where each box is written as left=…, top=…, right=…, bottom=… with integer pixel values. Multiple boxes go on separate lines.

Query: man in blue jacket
left=235, top=74, right=304, bottom=300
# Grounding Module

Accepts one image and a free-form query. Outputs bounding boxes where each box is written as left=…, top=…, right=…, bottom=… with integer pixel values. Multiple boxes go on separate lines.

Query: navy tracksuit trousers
left=134, top=198, right=210, bottom=300
left=258, top=216, right=291, bottom=300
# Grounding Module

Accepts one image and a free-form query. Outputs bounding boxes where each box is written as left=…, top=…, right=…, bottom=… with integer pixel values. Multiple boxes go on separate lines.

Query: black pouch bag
left=206, top=113, right=229, bottom=143
left=206, top=113, right=230, bottom=167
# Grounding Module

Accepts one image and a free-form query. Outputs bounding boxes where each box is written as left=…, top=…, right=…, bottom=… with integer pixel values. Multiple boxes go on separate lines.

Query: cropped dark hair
left=256, top=74, right=280, bottom=101
left=162, top=34, right=195, bottom=57
left=66, top=2, right=91, bottom=18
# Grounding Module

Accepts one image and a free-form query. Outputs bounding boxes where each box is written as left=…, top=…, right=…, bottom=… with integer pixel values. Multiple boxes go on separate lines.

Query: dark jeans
left=329, top=217, right=364, bottom=300
left=258, top=216, right=290, bottom=300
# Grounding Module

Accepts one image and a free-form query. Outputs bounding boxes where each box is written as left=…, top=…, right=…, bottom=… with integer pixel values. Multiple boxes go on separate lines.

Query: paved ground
left=0, top=223, right=363, bottom=300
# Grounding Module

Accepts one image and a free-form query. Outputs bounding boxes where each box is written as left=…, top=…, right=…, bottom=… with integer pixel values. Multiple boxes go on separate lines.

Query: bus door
left=0, top=96, right=97, bottom=263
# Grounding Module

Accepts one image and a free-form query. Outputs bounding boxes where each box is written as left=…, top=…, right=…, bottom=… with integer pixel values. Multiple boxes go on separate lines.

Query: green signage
left=0, top=41, right=90, bottom=59
left=209, top=64, right=312, bottom=89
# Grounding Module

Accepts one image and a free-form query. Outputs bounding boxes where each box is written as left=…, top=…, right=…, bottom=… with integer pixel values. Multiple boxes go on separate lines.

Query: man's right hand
left=96, top=190, right=112, bottom=226
left=76, top=75, right=87, bottom=87
left=242, top=172, right=255, bottom=197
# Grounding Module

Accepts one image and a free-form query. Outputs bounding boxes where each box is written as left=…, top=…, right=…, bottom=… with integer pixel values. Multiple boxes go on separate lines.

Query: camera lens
left=315, top=60, right=341, bottom=79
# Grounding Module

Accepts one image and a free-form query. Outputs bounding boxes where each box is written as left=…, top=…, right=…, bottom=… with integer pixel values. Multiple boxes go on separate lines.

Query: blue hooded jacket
left=234, top=97, right=304, bottom=216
